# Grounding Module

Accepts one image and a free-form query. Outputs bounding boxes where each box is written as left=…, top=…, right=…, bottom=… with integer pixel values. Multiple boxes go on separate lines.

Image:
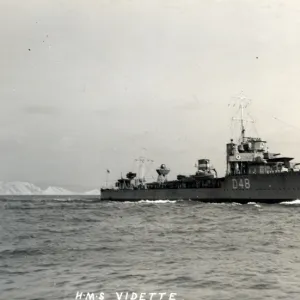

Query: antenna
left=134, top=156, right=154, bottom=182
left=230, top=91, right=254, bottom=142
left=105, top=169, right=110, bottom=188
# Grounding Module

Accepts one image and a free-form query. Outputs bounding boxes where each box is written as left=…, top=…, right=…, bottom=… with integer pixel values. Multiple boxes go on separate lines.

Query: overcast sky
left=1, top=0, right=300, bottom=189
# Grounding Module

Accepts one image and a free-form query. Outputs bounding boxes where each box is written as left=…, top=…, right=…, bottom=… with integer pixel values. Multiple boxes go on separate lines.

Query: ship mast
left=231, top=92, right=253, bottom=143
left=135, top=156, right=146, bottom=180
left=240, top=100, right=245, bottom=141
left=134, top=149, right=154, bottom=183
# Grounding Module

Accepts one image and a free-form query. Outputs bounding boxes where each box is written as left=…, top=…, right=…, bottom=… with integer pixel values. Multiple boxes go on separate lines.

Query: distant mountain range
left=0, top=181, right=100, bottom=195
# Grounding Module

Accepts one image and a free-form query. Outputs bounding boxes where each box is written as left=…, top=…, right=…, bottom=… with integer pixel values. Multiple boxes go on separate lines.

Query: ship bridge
left=226, top=95, right=299, bottom=176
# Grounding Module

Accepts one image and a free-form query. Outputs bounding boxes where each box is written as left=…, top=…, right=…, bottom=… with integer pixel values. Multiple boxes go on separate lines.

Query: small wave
left=247, top=202, right=261, bottom=208
left=280, top=199, right=300, bottom=205
left=53, top=197, right=74, bottom=201
left=206, top=202, right=242, bottom=206
left=138, top=200, right=177, bottom=204
left=0, top=248, right=45, bottom=259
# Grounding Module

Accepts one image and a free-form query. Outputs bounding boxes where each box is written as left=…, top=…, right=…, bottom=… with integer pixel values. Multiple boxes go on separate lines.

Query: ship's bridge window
left=265, top=165, right=271, bottom=174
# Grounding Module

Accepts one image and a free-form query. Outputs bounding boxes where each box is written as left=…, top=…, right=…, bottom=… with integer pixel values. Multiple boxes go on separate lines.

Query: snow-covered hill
left=84, top=189, right=100, bottom=195
left=0, top=181, right=100, bottom=195
left=43, top=186, right=74, bottom=195
left=0, top=181, right=43, bottom=195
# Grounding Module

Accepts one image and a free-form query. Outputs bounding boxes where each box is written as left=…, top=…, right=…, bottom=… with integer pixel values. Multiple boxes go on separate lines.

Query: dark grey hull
left=101, top=173, right=300, bottom=203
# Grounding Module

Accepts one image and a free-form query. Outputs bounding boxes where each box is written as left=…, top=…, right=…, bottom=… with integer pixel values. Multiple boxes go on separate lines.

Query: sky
left=1, top=0, right=300, bottom=189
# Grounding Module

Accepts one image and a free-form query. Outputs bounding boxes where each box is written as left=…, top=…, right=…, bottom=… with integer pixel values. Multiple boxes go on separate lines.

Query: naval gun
left=195, top=159, right=217, bottom=179
left=156, top=164, right=170, bottom=184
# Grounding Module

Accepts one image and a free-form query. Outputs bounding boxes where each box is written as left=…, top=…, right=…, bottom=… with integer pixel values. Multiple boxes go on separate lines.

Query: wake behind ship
left=101, top=98, right=300, bottom=203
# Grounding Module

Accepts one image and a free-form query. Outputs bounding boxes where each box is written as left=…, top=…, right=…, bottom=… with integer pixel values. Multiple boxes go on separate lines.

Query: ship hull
left=101, top=172, right=300, bottom=203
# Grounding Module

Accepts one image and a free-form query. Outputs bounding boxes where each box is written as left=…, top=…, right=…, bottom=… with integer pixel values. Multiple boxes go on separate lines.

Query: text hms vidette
left=75, top=292, right=178, bottom=300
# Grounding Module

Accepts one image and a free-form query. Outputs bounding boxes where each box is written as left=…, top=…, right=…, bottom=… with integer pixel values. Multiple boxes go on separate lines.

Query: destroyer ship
left=101, top=99, right=300, bottom=203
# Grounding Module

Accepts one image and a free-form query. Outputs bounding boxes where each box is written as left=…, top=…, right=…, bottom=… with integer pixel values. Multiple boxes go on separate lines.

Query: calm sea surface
left=1, top=197, right=300, bottom=300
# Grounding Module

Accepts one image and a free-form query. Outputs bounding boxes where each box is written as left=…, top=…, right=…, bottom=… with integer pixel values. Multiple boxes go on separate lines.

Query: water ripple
left=1, top=197, right=300, bottom=300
